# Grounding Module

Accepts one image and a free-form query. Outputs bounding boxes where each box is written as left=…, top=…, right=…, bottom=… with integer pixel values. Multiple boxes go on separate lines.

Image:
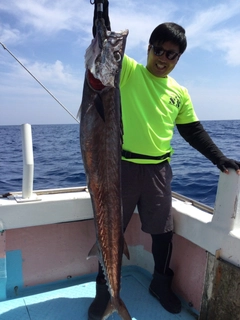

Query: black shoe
left=88, top=281, right=110, bottom=320
left=149, top=268, right=181, bottom=314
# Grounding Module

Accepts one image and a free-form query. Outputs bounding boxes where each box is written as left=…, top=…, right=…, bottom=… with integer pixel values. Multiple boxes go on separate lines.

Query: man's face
left=146, top=41, right=180, bottom=78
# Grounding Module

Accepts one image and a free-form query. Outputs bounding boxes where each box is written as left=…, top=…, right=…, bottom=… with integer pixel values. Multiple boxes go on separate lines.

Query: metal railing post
left=21, top=124, right=34, bottom=199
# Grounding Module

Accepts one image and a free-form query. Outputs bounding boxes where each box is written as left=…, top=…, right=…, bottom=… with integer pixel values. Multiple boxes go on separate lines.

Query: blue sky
left=0, top=0, right=240, bottom=125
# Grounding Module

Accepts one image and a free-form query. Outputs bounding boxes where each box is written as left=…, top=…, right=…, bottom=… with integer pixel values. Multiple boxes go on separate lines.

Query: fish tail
left=102, top=297, right=131, bottom=320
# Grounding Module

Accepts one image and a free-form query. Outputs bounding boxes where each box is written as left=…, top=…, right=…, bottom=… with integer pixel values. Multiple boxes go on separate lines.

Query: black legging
left=96, top=230, right=173, bottom=281
left=151, top=231, right=173, bottom=274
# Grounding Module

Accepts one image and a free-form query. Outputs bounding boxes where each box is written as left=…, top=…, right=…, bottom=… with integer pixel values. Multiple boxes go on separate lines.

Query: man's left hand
left=217, top=157, right=240, bottom=175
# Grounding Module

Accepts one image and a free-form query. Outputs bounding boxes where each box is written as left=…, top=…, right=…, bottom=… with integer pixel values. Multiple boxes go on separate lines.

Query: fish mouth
left=87, top=70, right=106, bottom=91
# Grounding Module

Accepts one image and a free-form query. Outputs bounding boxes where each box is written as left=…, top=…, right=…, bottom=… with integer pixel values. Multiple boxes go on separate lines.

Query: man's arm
left=176, top=121, right=240, bottom=174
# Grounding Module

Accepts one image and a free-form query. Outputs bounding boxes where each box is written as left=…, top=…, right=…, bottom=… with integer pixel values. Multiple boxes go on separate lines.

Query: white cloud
left=2, top=0, right=240, bottom=62
left=0, top=54, right=83, bottom=125
left=1, top=0, right=240, bottom=125
left=0, top=0, right=91, bottom=36
left=110, top=1, right=178, bottom=47
left=185, top=2, right=240, bottom=65
left=25, top=60, right=81, bottom=88
left=0, top=0, right=178, bottom=43
left=0, top=25, right=22, bottom=44
left=213, top=29, right=240, bottom=66
left=0, top=57, right=83, bottom=103
left=187, top=3, right=240, bottom=37
left=17, top=0, right=87, bottom=33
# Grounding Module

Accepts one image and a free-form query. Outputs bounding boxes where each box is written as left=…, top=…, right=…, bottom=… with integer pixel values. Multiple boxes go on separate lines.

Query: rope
left=0, top=42, right=80, bottom=124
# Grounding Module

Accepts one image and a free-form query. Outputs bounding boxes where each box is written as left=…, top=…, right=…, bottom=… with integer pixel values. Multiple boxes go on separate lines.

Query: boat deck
left=0, top=266, right=198, bottom=320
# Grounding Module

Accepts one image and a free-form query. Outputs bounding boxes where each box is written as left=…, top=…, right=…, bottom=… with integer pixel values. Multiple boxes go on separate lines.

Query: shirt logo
left=169, top=95, right=180, bottom=108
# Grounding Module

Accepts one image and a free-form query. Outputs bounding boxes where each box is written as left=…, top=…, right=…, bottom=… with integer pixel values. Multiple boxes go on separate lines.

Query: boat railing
left=172, top=169, right=240, bottom=268
left=0, top=124, right=240, bottom=268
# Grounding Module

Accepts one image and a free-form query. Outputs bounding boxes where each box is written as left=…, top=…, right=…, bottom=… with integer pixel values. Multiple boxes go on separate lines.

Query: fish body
left=79, top=19, right=130, bottom=320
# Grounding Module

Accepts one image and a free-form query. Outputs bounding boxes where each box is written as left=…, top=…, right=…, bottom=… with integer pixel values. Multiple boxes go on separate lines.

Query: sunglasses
left=150, top=45, right=180, bottom=60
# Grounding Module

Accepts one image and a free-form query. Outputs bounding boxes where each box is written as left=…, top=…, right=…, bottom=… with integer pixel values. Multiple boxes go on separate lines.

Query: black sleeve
left=92, top=0, right=111, bottom=37
left=176, top=121, right=225, bottom=164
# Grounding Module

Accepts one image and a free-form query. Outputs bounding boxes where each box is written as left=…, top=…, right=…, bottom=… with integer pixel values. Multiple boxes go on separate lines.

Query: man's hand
left=216, top=157, right=240, bottom=175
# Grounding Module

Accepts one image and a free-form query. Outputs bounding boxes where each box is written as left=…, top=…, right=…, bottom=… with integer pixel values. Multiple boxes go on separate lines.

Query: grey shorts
left=121, top=160, right=173, bottom=234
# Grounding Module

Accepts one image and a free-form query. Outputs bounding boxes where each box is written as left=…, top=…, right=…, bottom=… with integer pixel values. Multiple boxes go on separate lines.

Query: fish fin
left=102, top=298, right=131, bottom=320
left=87, top=242, right=99, bottom=260
left=123, top=238, right=130, bottom=260
left=94, top=94, right=105, bottom=122
left=102, top=300, right=115, bottom=320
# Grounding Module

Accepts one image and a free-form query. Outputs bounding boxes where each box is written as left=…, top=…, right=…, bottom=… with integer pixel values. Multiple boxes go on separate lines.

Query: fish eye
left=114, top=52, right=121, bottom=62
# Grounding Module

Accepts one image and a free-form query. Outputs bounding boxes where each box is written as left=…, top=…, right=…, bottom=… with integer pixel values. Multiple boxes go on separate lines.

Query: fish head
left=85, top=19, right=128, bottom=88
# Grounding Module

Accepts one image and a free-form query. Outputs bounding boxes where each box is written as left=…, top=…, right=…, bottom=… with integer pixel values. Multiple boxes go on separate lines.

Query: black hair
left=149, top=22, right=187, bottom=54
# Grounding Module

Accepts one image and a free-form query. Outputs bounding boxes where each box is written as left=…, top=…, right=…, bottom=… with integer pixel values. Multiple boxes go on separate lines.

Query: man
left=88, top=2, right=240, bottom=319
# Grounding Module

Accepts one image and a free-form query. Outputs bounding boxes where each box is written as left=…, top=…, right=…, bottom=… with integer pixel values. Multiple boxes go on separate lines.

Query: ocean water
left=0, top=120, right=239, bottom=207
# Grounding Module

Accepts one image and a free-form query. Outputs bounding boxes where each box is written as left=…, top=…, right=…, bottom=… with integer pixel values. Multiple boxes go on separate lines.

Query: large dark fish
left=78, top=18, right=130, bottom=320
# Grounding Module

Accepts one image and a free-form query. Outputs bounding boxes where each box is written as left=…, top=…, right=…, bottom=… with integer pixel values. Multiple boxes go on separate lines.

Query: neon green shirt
left=120, top=55, right=198, bottom=164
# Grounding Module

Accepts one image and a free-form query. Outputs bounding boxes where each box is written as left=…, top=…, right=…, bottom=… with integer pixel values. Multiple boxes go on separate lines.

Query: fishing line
left=0, top=42, right=80, bottom=124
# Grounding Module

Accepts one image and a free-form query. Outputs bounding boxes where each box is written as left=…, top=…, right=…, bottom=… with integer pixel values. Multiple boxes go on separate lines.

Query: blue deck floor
left=0, top=266, right=198, bottom=320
